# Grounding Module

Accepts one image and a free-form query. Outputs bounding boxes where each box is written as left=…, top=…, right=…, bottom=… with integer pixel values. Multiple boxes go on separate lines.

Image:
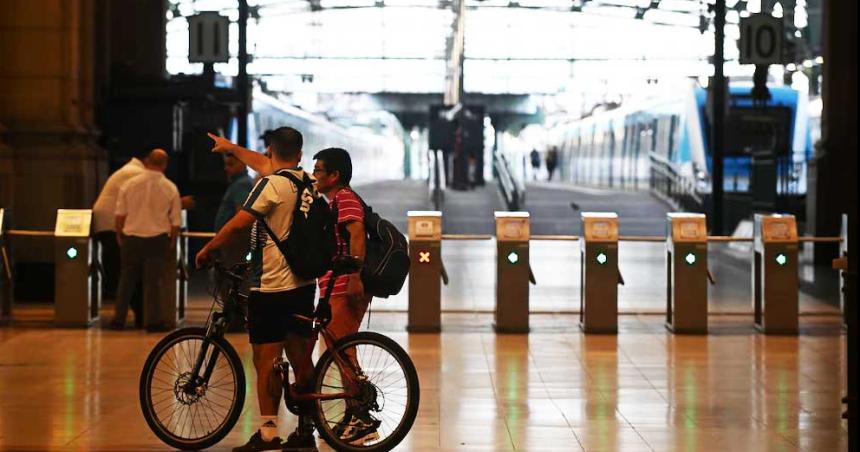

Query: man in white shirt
left=111, top=149, right=182, bottom=331
left=92, top=152, right=146, bottom=317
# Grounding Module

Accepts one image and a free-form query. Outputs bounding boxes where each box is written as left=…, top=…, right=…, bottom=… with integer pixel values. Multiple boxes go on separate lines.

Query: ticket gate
left=580, top=212, right=622, bottom=334
left=494, top=212, right=534, bottom=333
left=0, top=208, right=11, bottom=324
left=666, top=213, right=713, bottom=334
left=407, top=211, right=448, bottom=332
left=54, top=209, right=101, bottom=327
left=753, top=213, right=799, bottom=334
left=159, top=210, right=188, bottom=329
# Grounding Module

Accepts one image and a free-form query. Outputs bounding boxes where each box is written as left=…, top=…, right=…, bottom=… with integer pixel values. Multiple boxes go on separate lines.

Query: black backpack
left=260, top=170, right=337, bottom=280
left=335, top=192, right=410, bottom=298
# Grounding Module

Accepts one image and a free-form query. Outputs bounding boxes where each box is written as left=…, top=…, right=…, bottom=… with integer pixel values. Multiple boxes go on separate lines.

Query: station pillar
left=407, top=211, right=446, bottom=333
left=580, top=212, right=620, bottom=334
left=753, top=213, right=799, bottom=334
left=666, top=213, right=710, bottom=334
left=494, top=212, right=531, bottom=333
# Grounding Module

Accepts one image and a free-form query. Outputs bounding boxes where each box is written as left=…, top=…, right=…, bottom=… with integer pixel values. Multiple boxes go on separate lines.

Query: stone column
left=0, top=0, right=107, bottom=296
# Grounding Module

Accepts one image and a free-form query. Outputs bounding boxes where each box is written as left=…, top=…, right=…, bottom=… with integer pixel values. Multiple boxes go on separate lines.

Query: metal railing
left=649, top=152, right=704, bottom=212
left=427, top=149, right=446, bottom=210
left=493, top=151, right=524, bottom=211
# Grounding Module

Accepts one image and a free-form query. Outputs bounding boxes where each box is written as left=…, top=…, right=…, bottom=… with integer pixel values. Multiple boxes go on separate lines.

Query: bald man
left=111, top=149, right=182, bottom=331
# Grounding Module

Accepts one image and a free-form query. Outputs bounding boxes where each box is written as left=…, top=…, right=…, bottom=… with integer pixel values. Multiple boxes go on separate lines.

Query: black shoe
left=339, top=410, right=381, bottom=446
left=233, top=430, right=282, bottom=452
left=281, top=428, right=317, bottom=451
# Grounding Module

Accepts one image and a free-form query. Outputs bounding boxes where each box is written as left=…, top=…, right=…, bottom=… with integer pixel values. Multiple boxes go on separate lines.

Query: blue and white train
left=547, top=81, right=812, bottom=224
left=231, top=90, right=405, bottom=184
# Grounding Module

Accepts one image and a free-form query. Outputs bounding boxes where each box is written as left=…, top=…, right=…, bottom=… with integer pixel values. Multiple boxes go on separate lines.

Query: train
left=234, top=90, right=406, bottom=185
left=544, top=81, right=812, bottom=229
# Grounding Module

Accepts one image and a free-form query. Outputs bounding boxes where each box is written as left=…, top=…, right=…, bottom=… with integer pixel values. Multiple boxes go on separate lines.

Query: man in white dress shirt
left=92, top=150, right=147, bottom=321
left=111, top=149, right=181, bottom=331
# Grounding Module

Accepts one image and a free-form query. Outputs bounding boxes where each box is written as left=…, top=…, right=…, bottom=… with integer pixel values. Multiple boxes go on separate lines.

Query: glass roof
left=166, top=0, right=803, bottom=94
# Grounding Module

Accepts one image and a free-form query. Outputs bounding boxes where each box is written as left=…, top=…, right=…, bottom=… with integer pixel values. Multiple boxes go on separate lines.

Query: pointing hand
left=208, top=132, right=235, bottom=154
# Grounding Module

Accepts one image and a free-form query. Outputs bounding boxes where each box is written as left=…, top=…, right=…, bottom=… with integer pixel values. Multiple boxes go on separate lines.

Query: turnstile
left=0, top=208, right=11, bottom=324
left=666, top=213, right=711, bottom=334
left=753, top=213, right=799, bottom=334
left=494, top=212, right=533, bottom=333
left=54, top=209, right=100, bottom=327
left=159, top=210, right=187, bottom=329
left=580, top=212, right=621, bottom=334
left=407, top=211, right=447, bottom=332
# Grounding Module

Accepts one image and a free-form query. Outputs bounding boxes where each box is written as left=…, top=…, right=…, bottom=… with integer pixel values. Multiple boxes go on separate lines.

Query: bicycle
left=139, top=256, right=420, bottom=451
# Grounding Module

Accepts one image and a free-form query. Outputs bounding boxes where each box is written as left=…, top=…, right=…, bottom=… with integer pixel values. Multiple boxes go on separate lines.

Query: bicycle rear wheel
left=139, top=327, right=246, bottom=450
left=313, top=331, right=420, bottom=452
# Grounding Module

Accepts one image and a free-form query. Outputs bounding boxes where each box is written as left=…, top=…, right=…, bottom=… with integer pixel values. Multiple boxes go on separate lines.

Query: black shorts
left=247, top=284, right=315, bottom=344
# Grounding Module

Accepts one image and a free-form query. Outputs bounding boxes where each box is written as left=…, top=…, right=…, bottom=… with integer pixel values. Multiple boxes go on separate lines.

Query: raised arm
left=207, top=133, right=273, bottom=176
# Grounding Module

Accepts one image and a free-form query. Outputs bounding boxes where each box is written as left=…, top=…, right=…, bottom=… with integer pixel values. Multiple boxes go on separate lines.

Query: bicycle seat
left=331, top=255, right=363, bottom=275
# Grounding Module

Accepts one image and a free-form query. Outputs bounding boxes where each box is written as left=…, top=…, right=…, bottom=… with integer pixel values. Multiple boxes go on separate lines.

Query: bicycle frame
left=283, top=260, right=367, bottom=405
left=185, top=265, right=247, bottom=395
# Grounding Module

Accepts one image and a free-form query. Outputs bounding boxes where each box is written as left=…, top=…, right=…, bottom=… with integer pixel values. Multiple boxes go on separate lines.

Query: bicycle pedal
left=273, top=359, right=290, bottom=373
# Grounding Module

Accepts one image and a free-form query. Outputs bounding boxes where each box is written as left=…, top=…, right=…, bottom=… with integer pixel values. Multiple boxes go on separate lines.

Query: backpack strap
left=258, top=170, right=306, bottom=249
left=271, top=170, right=310, bottom=215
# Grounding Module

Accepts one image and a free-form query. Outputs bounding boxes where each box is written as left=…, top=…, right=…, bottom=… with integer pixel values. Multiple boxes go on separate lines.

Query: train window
left=724, top=107, right=793, bottom=156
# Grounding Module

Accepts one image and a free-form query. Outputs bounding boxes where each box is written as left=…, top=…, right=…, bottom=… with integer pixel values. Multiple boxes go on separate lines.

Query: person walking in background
left=93, top=149, right=148, bottom=326
left=545, top=146, right=559, bottom=182
left=111, top=149, right=181, bottom=332
left=529, top=148, right=541, bottom=180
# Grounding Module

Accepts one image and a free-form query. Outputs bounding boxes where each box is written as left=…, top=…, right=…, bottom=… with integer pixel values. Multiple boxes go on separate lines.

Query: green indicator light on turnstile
left=506, top=251, right=519, bottom=265
left=245, top=252, right=253, bottom=262
left=66, top=246, right=78, bottom=260
left=775, top=253, right=788, bottom=266
left=595, top=252, right=607, bottom=265
left=684, top=252, right=696, bottom=265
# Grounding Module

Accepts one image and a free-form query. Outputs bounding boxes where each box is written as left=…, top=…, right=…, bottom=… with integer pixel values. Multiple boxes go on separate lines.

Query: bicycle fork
left=184, top=336, right=221, bottom=397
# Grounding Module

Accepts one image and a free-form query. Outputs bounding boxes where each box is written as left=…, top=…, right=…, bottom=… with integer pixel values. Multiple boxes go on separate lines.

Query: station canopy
left=167, top=0, right=810, bottom=94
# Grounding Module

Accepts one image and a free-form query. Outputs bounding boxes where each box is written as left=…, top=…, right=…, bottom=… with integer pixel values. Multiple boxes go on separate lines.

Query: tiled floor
left=0, top=314, right=847, bottom=451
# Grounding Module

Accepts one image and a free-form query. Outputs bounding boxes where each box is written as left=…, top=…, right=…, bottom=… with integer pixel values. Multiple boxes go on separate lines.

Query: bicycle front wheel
left=139, top=327, right=246, bottom=450
left=313, top=331, right=420, bottom=452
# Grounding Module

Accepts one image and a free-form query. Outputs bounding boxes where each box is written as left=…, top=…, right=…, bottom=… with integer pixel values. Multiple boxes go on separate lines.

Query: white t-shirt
left=243, top=168, right=316, bottom=293
left=92, top=158, right=145, bottom=233
left=116, top=170, right=182, bottom=237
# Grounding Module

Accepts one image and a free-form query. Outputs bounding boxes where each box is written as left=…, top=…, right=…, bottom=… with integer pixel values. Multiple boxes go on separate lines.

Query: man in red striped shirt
left=311, top=148, right=380, bottom=445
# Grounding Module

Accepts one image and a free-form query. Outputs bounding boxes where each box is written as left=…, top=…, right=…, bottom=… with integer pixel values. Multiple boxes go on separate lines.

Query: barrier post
left=666, top=213, right=709, bottom=334
left=0, top=208, right=12, bottom=324
left=407, top=211, right=444, bottom=332
left=494, top=212, right=531, bottom=333
left=753, top=213, right=799, bottom=334
left=160, top=210, right=187, bottom=329
left=54, top=209, right=99, bottom=327
left=580, top=212, right=620, bottom=334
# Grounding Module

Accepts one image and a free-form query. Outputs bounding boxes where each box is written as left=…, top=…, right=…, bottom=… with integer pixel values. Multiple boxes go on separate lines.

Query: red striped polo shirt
left=318, top=187, right=364, bottom=298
